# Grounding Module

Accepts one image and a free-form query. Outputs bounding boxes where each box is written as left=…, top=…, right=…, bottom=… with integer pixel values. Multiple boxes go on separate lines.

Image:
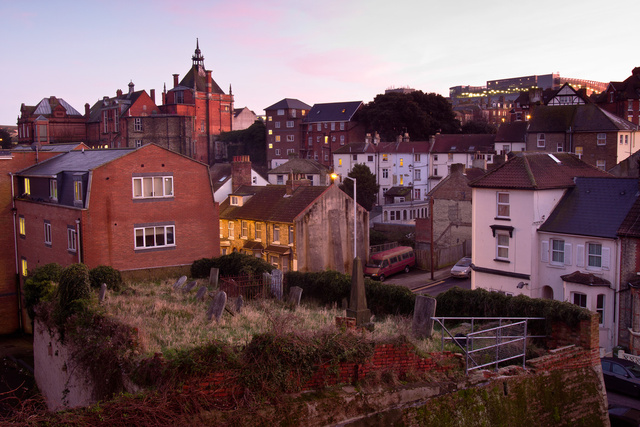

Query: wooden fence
left=415, top=241, right=471, bottom=271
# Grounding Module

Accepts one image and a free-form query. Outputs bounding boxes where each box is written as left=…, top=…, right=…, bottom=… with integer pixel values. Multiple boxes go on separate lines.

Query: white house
left=267, top=158, right=331, bottom=186
left=210, top=156, right=269, bottom=203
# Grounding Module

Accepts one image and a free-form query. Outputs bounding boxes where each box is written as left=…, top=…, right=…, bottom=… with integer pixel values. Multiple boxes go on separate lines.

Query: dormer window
left=230, top=195, right=241, bottom=206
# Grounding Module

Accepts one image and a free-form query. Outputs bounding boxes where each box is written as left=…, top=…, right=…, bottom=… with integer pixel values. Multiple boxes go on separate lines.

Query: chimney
left=286, top=177, right=311, bottom=195
left=373, top=132, right=380, bottom=145
left=450, top=163, right=464, bottom=174
left=173, top=74, right=179, bottom=88
left=403, top=132, right=410, bottom=142
left=116, top=89, right=123, bottom=97
left=128, top=81, right=134, bottom=94
left=365, top=133, right=371, bottom=144
left=206, top=70, right=212, bottom=94
left=231, top=155, right=252, bottom=191
left=150, top=89, right=156, bottom=104
left=84, top=103, right=90, bottom=117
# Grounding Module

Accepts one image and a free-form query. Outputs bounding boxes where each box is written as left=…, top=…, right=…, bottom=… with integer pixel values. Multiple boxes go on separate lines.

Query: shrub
left=191, top=252, right=274, bottom=278
left=56, top=263, right=92, bottom=326
left=89, top=265, right=123, bottom=291
left=23, top=263, right=62, bottom=319
left=365, top=279, right=415, bottom=316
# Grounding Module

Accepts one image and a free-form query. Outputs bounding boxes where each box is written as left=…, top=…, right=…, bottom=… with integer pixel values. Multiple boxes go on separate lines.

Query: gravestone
left=270, top=269, right=283, bottom=300
left=207, top=291, right=227, bottom=322
left=235, top=295, right=244, bottom=313
left=99, top=283, right=107, bottom=303
left=341, top=297, right=348, bottom=311
left=412, top=295, right=437, bottom=339
left=346, top=257, right=371, bottom=326
left=183, top=281, right=198, bottom=292
left=196, top=286, right=208, bottom=300
left=173, top=276, right=187, bottom=290
left=209, top=268, right=219, bottom=289
left=288, top=286, right=303, bottom=307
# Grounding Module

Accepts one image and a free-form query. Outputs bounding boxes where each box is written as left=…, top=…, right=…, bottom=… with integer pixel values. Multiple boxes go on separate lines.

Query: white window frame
left=596, top=160, right=605, bottom=170
left=67, top=227, right=77, bottom=252
left=273, top=225, right=280, bottom=243
left=49, top=179, right=58, bottom=201
left=134, top=118, right=142, bottom=132
left=288, top=225, right=294, bottom=246
left=286, top=121, right=294, bottom=128
left=587, top=243, right=602, bottom=268
left=414, top=169, right=421, bottom=181
left=133, top=176, right=174, bottom=199
left=275, top=121, right=281, bottom=128
left=277, top=109, right=285, bottom=116
left=228, top=221, right=235, bottom=240
left=496, top=232, right=509, bottom=261
left=135, top=139, right=142, bottom=148
left=255, top=222, right=262, bottom=241
left=340, top=122, right=345, bottom=131
left=573, top=292, right=587, bottom=308
left=103, top=111, right=108, bottom=133
left=241, top=220, right=248, bottom=238
left=597, top=294, right=605, bottom=325
left=496, top=192, right=510, bottom=218
left=44, top=221, right=52, bottom=246
left=286, top=135, right=295, bottom=142
left=134, top=225, right=176, bottom=249
left=597, top=133, right=606, bottom=145
left=551, top=239, right=564, bottom=265
left=537, top=133, right=545, bottom=148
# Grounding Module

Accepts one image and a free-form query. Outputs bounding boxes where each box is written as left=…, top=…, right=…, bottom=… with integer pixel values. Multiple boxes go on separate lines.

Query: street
left=383, top=268, right=470, bottom=296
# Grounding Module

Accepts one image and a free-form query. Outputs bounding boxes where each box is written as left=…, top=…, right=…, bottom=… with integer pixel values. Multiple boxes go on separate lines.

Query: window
left=289, top=225, right=294, bottom=245
left=134, top=118, right=142, bottom=132
left=588, top=243, right=602, bottom=268
left=551, top=239, right=564, bottom=264
left=287, top=148, right=294, bottom=154
left=317, top=123, right=321, bottom=131
left=537, top=133, right=545, bottom=148
left=201, top=120, right=205, bottom=133
left=352, top=154, right=357, bottom=161
left=496, top=232, right=509, bottom=260
left=286, top=121, right=294, bottom=128
left=275, top=148, right=281, bottom=156
left=103, top=111, right=109, bottom=133
left=286, top=135, right=294, bottom=142
left=50, top=179, right=58, bottom=201
left=133, top=176, right=174, bottom=198
left=414, top=188, right=421, bottom=200
left=275, top=135, right=281, bottom=142
left=368, top=155, right=373, bottom=162
left=324, top=154, right=329, bottom=161
left=74, top=181, right=83, bottom=203
left=134, top=225, right=175, bottom=249
left=573, top=292, right=587, bottom=308
left=400, top=158, right=404, bottom=167
left=331, top=122, right=335, bottom=131
left=114, top=113, right=119, bottom=132
left=275, top=122, right=281, bottom=128
left=175, top=91, right=184, bottom=104
left=629, top=100, right=634, bottom=111
left=316, top=136, right=321, bottom=143
left=24, top=178, right=30, bottom=196
left=626, top=135, right=629, bottom=145
left=21, top=258, right=27, bottom=277
left=230, top=196, right=240, bottom=206
left=597, top=133, right=606, bottom=145
left=597, top=294, right=605, bottom=325
left=414, top=169, right=421, bottom=181
left=19, top=216, right=25, bottom=237
left=340, top=122, right=345, bottom=131
left=496, top=192, right=510, bottom=218
left=557, top=142, right=563, bottom=152
left=241, top=221, right=248, bottom=238
left=575, top=146, right=583, bottom=159
left=255, top=222, right=262, bottom=240
left=400, top=175, right=404, bottom=185
left=268, top=129, right=273, bottom=135
left=340, top=135, right=345, bottom=144
left=67, top=226, right=77, bottom=252
left=434, top=167, right=438, bottom=176
left=228, top=222, right=234, bottom=239
left=414, top=154, right=421, bottom=162
left=338, top=158, right=342, bottom=166
left=434, top=154, right=438, bottom=161
left=596, top=160, right=606, bottom=170
left=268, top=143, right=273, bottom=149
left=291, top=109, right=296, bottom=118
left=273, top=225, right=280, bottom=242
left=382, top=154, right=388, bottom=162
left=277, top=109, right=285, bottom=116
left=135, top=139, right=142, bottom=148
left=44, top=221, right=51, bottom=246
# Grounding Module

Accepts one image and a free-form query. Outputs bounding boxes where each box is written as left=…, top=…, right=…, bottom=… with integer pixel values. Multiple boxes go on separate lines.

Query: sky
left=1, top=0, right=639, bottom=126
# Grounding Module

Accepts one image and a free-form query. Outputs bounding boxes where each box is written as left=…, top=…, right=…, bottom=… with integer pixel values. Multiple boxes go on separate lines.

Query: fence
left=415, top=241, right=470, bottom=270
left=433, top=316, right=546, bottom=374
left=219, top=274, right=267, bottom=300
left=369, top=242, right=399, bottom=254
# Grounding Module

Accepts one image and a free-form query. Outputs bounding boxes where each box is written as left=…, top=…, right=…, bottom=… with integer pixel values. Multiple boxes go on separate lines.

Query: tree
left=338, top=164, right=379, bottom=211
left=217, top=120, right=267, bottom=166
left=0, top=129, right=12, bottom=149
left=461, top=119, right=497, bottom=134
left=355, top=91, right=460, bottom=141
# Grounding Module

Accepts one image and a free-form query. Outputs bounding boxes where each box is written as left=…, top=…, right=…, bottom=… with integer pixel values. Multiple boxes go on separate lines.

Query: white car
left=450, top=257, right=472, bottom=278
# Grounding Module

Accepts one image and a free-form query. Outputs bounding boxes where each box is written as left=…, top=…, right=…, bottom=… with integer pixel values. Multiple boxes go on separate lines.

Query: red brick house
left=594, top=67, right=640, bottom=127
left=17, top=97, right=86, bottom=145
left=13, top=144, right=220, bottom=330
left=265, top=98, right=312, bottom=169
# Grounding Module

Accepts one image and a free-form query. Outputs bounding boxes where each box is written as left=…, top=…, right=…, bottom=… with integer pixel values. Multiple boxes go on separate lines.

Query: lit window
left=588, top=243, right=602, bottom=268
left=268, top=129, right=273, bottom=135
left=134, top=225, right=175, bottom=249
left=133, top=176, right=174, bottom=198
left=268, top=143, right=273, bottom=149
left=575, top=146, right=583, bottom=159
left=382, top=154, right=388, bottom=162
left=24, top=178, right=30, bottom=196
left=496, top=232, right=509, bottom=260
left=50, top=179, right=58, bottom=201
left=44, top=221, right=51, bottom=246
left=67, top=227, right=77, bottom=252
left=497, top=192, right=510, bottom=218
left=400, top=175, right=404, bottom=185
left=268, top=116, right=272, bottom=122
left=74, top=181, right=83, bottom=203
left=400, top=158, right=404, bottom=166
left=275, top=136, right=281, bottom=142
left=339, top=158, right=342, bottom=166
left=19, top=216, right=25, bottom=237
left=324, top=136, right=328, bottom=144
left=597, top=294, right=605, bottom=324
left=21, top=258, right=27, bottom=277
left=537, top=133, right=545, bottom=148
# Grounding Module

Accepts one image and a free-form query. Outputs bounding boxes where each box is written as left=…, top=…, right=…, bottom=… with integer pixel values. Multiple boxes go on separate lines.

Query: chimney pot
left=173, top=74, right=179, bottom=88
left=150, top=89, right=156, bottom=104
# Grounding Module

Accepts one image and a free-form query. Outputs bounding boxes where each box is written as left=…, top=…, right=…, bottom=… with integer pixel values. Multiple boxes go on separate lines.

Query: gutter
left=10, top=172, right=23, bottom=332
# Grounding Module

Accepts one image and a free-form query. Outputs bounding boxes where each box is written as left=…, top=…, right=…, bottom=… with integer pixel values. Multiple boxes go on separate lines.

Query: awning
left=243, top=241, right=264, bottom=251
left=265, top=245, right=291, bottom=255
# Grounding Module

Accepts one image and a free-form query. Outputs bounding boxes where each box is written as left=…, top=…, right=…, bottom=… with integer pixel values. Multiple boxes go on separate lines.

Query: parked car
left=601, top=357, right=640, bottom=397
left=450, top=257, right=472, bottom=278
left=364, top=246, right=415, bottom=282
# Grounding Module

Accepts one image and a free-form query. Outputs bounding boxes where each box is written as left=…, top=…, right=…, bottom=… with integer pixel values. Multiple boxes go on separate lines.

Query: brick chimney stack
left=231, top=155, right=252, bottom=191
left=116, top=89, right=123, bottom=97
left=150, top=89, right=155, bottom=104
left=84, top=103, right=90, bottom=118
left=286, top=177, right=311, bottom=195
left=173, top=74, right=179, bottom=88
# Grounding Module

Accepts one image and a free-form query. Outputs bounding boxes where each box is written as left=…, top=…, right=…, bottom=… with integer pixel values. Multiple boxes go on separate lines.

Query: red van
left=364, top=246, right=415, bottom=282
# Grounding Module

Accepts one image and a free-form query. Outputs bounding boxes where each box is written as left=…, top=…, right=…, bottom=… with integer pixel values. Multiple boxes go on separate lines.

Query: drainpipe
left=10, top=173, right=23, bottom=332
left=76, top=219, right=82, bottom=264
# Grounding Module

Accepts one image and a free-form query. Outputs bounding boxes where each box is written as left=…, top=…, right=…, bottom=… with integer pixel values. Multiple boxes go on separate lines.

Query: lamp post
left=332, top=173, right=357, bottom=259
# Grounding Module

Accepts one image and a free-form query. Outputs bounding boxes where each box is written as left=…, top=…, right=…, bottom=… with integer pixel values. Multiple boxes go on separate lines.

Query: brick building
left=265, top=98, right=312, bottom=169
left=594, top=67, right=640, bottom=127
left=17, top=97, right=86, bottom=145
left=13, top=144, right=219, bottom=331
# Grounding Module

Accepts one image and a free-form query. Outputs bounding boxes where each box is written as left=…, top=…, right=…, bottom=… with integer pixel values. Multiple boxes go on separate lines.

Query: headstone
left=209, top=268, right=219, bottom=288
left=99, top=283, right=107, bottom=303
left=173, top=276, right=187, bottom=290
left=183, top=281, right=197, bottom=292
left=288, top=286, right=303, bottom=307
left=346, top=257, right=371, bottom=326
left=207, top=291, right=227, bottom=322
left=270, top=269, right=283, bottom=300
left=412, top=295, right=437, bottom=339
left=235, top=295, right=244, bottom=313
left=196, top=286, right=208, bottom=300
left=342, top=297, right=348, bottom=311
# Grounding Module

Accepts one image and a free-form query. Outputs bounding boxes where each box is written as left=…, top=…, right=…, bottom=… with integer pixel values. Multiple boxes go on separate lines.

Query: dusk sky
left=2, top=0, right=639, bottom=126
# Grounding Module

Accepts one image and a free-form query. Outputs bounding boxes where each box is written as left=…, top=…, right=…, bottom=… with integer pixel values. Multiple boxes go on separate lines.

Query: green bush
left=365, top=279, right=415, bottom=316
left=191, top=252, right=274, bottom=278
left=23, top=263, right=62, bottom=319
left=56, top=263, right=92, bottom=326
left=89, top=265, right=123, bottom=291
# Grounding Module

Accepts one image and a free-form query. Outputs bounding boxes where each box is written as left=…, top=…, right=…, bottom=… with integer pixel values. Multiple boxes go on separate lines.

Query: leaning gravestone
left=196, top=286, right=208, bottom=300
left=183, top=281, right=198, bottom=292
left=270, top=269, right=283, bottom=300
left=99, top=283, right=107, bottom=303
left=235, top=295, right=244, bottom=313
left=412, top=295, right=437, bottom=339
left=207, top=291, right=227, bottom=322
left=173, top=276, right=187, bottom=290
left=209, top=268, right=219, bottom=289
left=288, top=286, right=303, bottom=307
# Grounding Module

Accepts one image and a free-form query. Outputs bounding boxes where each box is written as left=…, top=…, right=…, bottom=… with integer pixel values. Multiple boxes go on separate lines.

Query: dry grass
left=103, top=280, right=445, bottom=356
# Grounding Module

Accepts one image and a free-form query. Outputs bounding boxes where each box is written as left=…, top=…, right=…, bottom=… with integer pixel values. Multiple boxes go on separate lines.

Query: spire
left=192, top=38, right=205, bottom=68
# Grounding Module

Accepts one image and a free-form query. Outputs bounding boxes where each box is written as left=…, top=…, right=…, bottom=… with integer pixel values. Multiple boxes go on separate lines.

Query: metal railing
left=432, top=317, right=546, bottom=374
left=219, top=274, right=267, bottom=300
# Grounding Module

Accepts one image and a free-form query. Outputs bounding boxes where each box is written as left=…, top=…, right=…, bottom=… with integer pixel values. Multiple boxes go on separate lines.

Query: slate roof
left=209, top=163, right=232, bottom=191
left=87, top=90, right=148, bottom=123
left=17, top=148, right=135, bottom=176
left=560, top=271, right=611, bottom=286
left=333, top=141, right=379, bottom=154
left=495, top=122, right=528, bottom=143
left=430, top=134, right=496, bottom=153
left=269, top=158, right=329, bottom=175
left=179, top=65, right=224, bottom=94
left=376, top=140, right=431, bottom=154
left=32, top=97, right=83, bottom=116
left=385, top=186, right=412, bottom=197
left=593, top=68, right=640, bottom=102
left=219, top=185, right=329, bottom=223
left=469, top=152, right=610, bottom=190
left=617, top=196, right=640, bottom=238
left=538, top=177, right=639, bottom=239
left=12, top=143, right=87, bottom=152
left=264, top=98, right=312, bottom=111
left=528, top=104, right=638, bottom=133
left=304, top=101, right=362, bottom=123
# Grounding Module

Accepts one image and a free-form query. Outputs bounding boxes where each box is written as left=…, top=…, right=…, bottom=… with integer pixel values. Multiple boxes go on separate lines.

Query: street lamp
left=331, top=173, right=357, bottom=259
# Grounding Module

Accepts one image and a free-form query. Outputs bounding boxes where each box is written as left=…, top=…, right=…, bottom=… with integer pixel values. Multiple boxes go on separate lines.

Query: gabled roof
left=12, top=143, right=88, bottom=152
left=495, top=122, right=528, bottom=143
left=618, top=196, right=640, bottom=238
left=538, top=177, right=638, bottom=239
left=528, top=104, right=638, bottom=133
left=17, top=148, right=135, bottom=176
left=87, top=90, right=149, bottom=123
left=268, top=158, right=329, bottom=175
left=209, top=163, right=232, bottom=191
left=304, top=101, right=362, bottom=123
left=219, top=185, right=329, bottom=223
left=264, top=98, right=312, bottom=111
left=430, top=134, right=496, bottom=154
left=333, top=141, right=379, bottom=155
left=31, top=97, right=82, bottom=117
left=561, top=271, right=611, bottom=286
left=375, top=140, right=430, bottom=154
left=428, top=165, right=482, bottom=200
left=179, top=65, right=224, bottom=94
left=594, top=68, right=640, bottom=102
left=469, top=152, right=610, bottom=190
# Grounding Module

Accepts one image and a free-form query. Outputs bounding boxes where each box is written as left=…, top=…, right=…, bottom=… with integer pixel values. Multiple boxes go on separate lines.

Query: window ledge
left=548, top=263, right=567, bottom=269
left=494, top=258, right=510, bottom=263
left=494, top=217, right=511, bottom=221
